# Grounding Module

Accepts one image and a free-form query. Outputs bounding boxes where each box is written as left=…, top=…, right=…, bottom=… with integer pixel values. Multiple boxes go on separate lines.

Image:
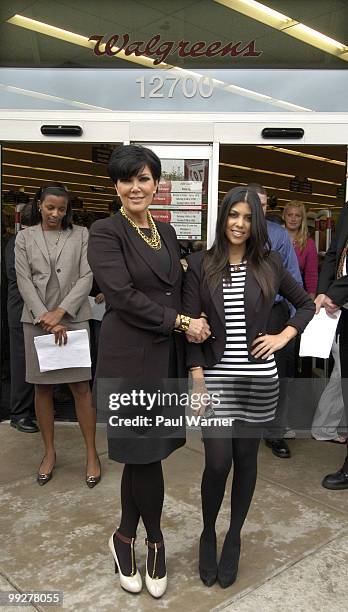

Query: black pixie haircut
left=31, top=182, right=72, bottom=229
left=108, top=145, right=161, bottom=183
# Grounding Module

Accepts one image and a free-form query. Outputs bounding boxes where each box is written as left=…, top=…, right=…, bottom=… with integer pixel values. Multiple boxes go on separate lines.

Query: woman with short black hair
left=88, top=145, right=210, bottom=598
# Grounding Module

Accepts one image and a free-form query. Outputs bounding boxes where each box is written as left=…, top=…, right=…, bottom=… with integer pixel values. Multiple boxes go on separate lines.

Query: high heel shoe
left=199, top=531, right=217, bottom=587
left=37, top=452, right=56, bottom=486
left=145, top=538, right=167, bottom=598
left=86, top=456, right=101, bottom=489
left=108, top=530, right=142, bottom=594
left=217, top=533, right=241, bottom=589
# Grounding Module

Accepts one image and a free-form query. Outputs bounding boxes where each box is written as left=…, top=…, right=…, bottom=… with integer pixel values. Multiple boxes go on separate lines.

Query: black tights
left=119, top=461, right=164, bottom=542
left=115, top=461, right=166, bottom=577
left=201, top=434, right=260, bottom=544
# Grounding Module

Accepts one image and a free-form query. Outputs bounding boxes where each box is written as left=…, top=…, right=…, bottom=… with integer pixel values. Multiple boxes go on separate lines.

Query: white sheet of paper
left=34, top=329, right=91, bottom=372
left=88, top=295, right=106, bottom=321
left=299, top=308, right=341, bottom=359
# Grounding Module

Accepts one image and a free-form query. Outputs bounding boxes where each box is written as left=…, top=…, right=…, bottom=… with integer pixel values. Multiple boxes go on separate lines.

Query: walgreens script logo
left=88, top=34, right=262, bottom=65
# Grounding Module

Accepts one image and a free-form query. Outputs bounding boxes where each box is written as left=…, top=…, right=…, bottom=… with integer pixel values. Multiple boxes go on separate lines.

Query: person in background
left=15, top=183, right=100, bottom=487
left=89, top=277, right=105, bottom=377
left=182, top=186, right=314, bottom=588
left=311, top=337, right=346, bottom=443
left=247, top=184, right=303, bottom=459
left=5, top=203, right=38, bottom=433
left=283, top=201, right=318, bottom=299
left=315, top=202, right=348, bottom=490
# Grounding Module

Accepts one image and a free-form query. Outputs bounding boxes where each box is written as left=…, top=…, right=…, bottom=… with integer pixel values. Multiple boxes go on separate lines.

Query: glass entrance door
left=133, top=144, right=218, bottom=251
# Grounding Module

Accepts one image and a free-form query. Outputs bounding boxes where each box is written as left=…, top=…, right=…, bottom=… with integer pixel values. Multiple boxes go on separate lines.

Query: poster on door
left=158, top=180, right=203, bottom=193
left=184, top=160, right=209, bottom=197
left=151, top=209, right=202, bottom=239
left=152, top=192, right=202, bottom=207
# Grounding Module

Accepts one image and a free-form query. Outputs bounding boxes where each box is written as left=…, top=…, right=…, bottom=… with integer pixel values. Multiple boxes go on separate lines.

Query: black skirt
left=107, top=336, right=186, bottom=464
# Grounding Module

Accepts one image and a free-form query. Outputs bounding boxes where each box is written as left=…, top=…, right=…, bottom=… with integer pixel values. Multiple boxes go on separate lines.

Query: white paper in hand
left=34, top=329, right=91, bottom=372
left=299, top=308, right=341, bottom=359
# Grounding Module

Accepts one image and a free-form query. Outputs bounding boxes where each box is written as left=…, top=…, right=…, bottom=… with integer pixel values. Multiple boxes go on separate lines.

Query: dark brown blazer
left=88, top=214, right=186, bottom=464
left=182, top=250, right=315, bottom=369
left=87, top=213, right=186, bottom=381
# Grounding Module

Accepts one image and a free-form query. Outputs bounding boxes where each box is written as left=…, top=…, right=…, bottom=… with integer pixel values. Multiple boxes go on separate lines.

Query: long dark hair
left=203, top=186, right=274, bottom=297
left=31, top=183, right=73, bottom=229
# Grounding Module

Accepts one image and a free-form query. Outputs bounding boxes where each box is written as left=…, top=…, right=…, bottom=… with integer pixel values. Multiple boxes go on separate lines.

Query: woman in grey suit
left=15, top=183, right=100, bottom=487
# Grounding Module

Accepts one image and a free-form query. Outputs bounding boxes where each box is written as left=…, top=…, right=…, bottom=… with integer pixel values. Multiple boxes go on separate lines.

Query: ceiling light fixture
left=3, top=147, right=113, bottom=164
left=219, top=162, right=343, bottom=186
left=3, top=162, right=108, bottom=179
left=259, top=145, right=346, bottom=165
left=219, top=178, right=337, bottom=197
left=218, top=190, right=336, bottom=207
left=214, top=0, right=348, bottom=61
left=3, top=173, right=115, bottom=190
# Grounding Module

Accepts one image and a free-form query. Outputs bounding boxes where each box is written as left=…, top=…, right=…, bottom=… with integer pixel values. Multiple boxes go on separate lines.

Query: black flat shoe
left=11, top=417, right=39, bottom=433
left=86, top=456, right=101, bottom=489
left=217, top=534, right=240, bottom=589
left=265, top=438, right=291, bottom=459
left=199, top=532, right=217, bottom=587
left=37, top=452, right=56, bottom=486
left=322, top=465, right=348, bottom=490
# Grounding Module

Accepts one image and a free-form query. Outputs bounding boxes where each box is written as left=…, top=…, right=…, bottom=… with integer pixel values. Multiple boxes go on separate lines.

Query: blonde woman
left=283, top=202, right=318, bottom=299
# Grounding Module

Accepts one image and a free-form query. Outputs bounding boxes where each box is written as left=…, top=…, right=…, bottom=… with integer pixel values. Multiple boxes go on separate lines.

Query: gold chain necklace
left=120, top=206, right=162, bottom=251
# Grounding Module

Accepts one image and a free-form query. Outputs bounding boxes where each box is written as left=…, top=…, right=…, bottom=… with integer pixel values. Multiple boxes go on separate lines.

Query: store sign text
left=88, top=34, right=262, bottom=65
left=136, top=75, right=213, bottom=98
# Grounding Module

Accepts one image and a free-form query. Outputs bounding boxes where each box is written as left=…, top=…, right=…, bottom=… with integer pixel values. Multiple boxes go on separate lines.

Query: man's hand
left=314, top=293, right=340, bottom=318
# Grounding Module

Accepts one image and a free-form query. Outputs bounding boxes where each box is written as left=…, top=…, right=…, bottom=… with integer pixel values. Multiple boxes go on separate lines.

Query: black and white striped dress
left=204, top=264, right=279, bottom=423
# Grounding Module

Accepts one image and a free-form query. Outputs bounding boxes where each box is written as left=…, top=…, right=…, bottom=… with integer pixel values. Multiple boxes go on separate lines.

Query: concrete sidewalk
left=0, top=422, right=347, bottom=612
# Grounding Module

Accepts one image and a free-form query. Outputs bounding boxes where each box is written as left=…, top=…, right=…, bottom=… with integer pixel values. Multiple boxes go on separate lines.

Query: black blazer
left=182, top=250, right=315, bottom=368
left=317, top=203, right=348, bottom=306
left=87, top=213, right=185, bottom=380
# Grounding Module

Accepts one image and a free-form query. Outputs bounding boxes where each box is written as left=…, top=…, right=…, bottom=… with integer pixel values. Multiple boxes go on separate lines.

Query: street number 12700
left=135, top=76, right=213, bottom=99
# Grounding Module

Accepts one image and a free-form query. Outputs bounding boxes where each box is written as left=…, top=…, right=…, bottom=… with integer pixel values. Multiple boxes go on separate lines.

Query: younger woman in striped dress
left=183, top=186, right=314, bottom=589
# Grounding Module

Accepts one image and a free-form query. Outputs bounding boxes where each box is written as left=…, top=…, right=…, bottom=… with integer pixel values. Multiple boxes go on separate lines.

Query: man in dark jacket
left=5, top=203, right=38, bottom=433
left=316, top=203, right=348, bottom=489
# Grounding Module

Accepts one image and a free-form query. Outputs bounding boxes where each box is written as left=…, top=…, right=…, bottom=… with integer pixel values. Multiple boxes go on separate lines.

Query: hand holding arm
left=185, top=316, right=211, bottom=343
left=40, top=307, right=66, bottom=331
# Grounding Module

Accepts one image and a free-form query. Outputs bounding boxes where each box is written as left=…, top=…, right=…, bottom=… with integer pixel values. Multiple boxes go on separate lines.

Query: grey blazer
left=15, top=224, right=93, bottom=324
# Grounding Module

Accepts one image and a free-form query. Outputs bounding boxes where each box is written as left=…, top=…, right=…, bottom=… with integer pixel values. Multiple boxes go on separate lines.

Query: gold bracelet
left=179, top=314, right=191, bottom=332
